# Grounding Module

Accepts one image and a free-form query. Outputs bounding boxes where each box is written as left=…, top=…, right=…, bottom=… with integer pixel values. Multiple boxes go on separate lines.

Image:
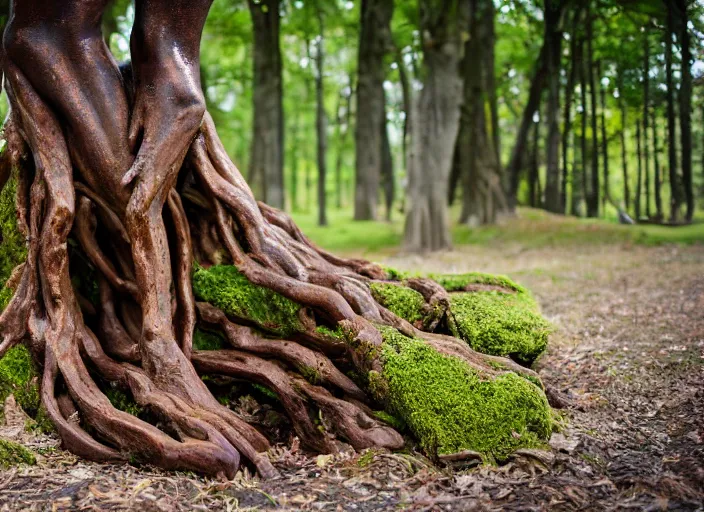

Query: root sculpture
left=0, top=0, right=553, bottom=478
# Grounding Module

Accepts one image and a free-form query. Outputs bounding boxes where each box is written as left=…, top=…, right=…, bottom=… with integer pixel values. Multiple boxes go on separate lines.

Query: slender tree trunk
left=354, top=0, right=394, bottom=220
left=395, top=46, right=411, bottom=176
left=543, top=0, right=563, bottom=213
left=636, top=119, right=643, bottom=219
left=618, top=68, right=630, bottom=212
left=290, top=110, right=300, bottom=211
left=333, top=74, right=354, bottom=209
left=529, top=116, right=541, bottom=207
left=485, top=0, right=501, bottom=166
left=404, top=0, right=469, bottom=252
left=506, top=44, right=548, bottom=208
left=248, top=0, right=284, bottom=208
left=579, top=39, right=588, bottom=217
left=586, top=5, right=599, bottom=217
left=665, top=6, right=681, bottom=221
left=652, top=107, right=662, bottom=220
left=598, top=60, right=609, bottom=207
left=380, top=101, right=394, bottom=221
left=675, top=0, right=693, bottom=221
left=561, top=24, right=580, bottom=214
left=314, top=11, right=328, bottom=227
left=643, top=28, right=651, bottom=218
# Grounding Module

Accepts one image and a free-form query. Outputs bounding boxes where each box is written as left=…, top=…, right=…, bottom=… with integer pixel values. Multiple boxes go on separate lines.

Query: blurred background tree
left=11, top=0, right=703, bottom=252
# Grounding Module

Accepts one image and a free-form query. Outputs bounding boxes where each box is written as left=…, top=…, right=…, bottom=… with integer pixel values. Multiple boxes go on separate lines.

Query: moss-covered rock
left=192, top=265, right=304, bottom=336
left=370, top=282, right=425, bottom=324
left=370, top=326, right=552, bottom=461
left=0, top=438, right=36, bottom=467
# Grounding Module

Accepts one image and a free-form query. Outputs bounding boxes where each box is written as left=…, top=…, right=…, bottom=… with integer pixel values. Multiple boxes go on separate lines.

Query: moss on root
left=0, top=439, right=36, bottom=468
left=0, top=175, right=27, bottom=310
left=370, top=282, right=425, bottom=325
left=193, top=328, right=228, bottom=351
left=0, top=346, right=40, bottom=420
left=373, top=326, right=552, bottom=461
left=430, top=272, right=526, bottom=294
left=192, top=265, right=304, bottom=336
left=447, top=285, right=551, bottom=367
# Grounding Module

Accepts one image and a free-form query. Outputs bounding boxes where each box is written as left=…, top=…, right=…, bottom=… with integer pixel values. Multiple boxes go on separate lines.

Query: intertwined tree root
left=0, top=66, right=552, bottom=478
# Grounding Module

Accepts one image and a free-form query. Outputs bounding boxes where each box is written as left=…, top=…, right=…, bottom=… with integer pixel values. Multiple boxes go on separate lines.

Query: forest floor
left=0, top=212, right=703, bottom=511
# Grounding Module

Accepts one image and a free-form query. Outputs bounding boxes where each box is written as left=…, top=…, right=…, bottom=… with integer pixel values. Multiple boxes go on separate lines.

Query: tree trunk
left=598, top=60, right=609, bottom=207
left=248, top=0, right=284, bottom=209
left=333, top=74, right=354, bottom=210
left=618, top=68, right=630, bottom=212
left=404, top=0, right=469, bottom=252
left=636, top=119, right=643, bottom=219
left=652, top=107, right=662, bottom=220
left=484, top=0, right=501, bottom=166
left=578, top=38, right=588, bottom=217
left=380, top=104, right=394, bottom=222
left=395, top=46, right=411, bottom=177
left=457, top=0, right=507, bottom=226
left=529, top=116, right=541, bottom=208
left=506, top=44, right=548, bottom=208
left=674, top=0, right=693, bottom=221
left=543, top=0, right=563, bottom=213
left=561, top=15, right=581, bottom=214
left=354, top=0, right=394, bottom=220
left=665, top=5, right=681, bottom=221
left=585, top=4, right=599, bottom=218
left=314, top=10, right=327, bottom=227
left=290, top=110, right=300, bottom=211
left=643, top=28, right=651, bottom=219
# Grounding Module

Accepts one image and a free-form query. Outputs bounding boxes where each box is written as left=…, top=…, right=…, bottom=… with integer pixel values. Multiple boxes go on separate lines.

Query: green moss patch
left=0, top=175, right=27, bottom=309
left=193, top=328, right=228, bottom=351
left=370, top=282, right=425, bottom=324
left=448, top=289, right=551, bottom=366
left=105, top=388, right=143, bottom=417
left=0, top=439, right=36, bottom=467
left=0, top=346, right=40, bottom=420
left=430, top=272, right=526, bottom=294
left=375, top=327, right=552, bottom=461
left=192, top=265, right=304, bottom=336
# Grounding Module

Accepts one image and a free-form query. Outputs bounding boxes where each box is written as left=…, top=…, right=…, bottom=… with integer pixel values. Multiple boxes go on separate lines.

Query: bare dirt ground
left=0, top=241, right=702, bottom=511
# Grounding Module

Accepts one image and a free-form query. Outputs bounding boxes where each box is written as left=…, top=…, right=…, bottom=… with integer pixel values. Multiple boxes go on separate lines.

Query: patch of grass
left=192, top=265, right=304, bottom=337
left=291, top=207, right=703, bottom=255
left=373, top=326, right=552, bottom=461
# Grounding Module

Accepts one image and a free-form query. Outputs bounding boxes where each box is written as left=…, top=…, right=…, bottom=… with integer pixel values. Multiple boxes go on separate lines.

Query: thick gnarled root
left=0, top=85, right=554, bottom=477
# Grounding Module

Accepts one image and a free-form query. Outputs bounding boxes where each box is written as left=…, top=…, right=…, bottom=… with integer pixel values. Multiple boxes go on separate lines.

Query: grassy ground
left=293, top=207, right=704, bottom=255
left=0, top=212, right=702, bottom=510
